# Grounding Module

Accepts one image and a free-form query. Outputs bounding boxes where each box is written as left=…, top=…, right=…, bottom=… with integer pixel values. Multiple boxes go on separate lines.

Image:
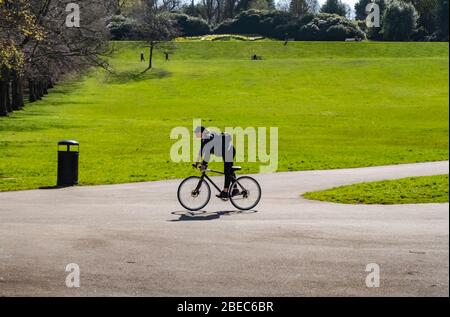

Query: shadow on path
left=169, top=210, right=258, bottom=221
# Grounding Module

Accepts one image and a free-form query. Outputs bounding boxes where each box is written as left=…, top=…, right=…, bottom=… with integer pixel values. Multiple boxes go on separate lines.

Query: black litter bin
left=57, top=140, right=79, bottom=187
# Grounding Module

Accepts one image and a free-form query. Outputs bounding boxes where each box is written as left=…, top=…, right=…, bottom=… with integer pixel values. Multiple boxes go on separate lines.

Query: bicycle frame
left=195, top=169, right=241, bottom=193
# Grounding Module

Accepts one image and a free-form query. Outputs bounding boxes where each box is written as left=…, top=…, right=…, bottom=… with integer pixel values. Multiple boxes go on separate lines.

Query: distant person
left=165, top=52, right=169, bottom=61
left=140, top=52, right=145, bottom=62
left=194, top=126, right=238, bottom=199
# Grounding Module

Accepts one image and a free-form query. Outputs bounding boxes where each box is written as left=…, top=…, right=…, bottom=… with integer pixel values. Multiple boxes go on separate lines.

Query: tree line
left=108, top=0, right=449, bottom=42
left=0, top=0, right=110, bottom=117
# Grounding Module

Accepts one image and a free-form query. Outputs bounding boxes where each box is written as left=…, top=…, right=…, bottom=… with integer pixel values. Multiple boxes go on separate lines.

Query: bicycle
left=177, top=164, right=262, bottom=211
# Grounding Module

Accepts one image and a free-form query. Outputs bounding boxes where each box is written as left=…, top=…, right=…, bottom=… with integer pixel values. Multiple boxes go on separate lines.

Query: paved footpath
left=0, top=161, right=448, bottom=296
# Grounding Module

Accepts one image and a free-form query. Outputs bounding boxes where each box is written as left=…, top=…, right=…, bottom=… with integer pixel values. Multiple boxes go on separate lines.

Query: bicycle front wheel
left=229, top=176, right=262, bottom=210
left=177, top=176, right=211, bottom=211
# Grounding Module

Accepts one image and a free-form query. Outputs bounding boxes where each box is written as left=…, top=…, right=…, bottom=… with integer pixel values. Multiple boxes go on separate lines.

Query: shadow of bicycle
left=169, top=209, right=258, bottom=222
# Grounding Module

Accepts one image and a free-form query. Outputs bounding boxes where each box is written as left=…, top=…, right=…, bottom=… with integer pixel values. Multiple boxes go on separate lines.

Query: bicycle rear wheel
left=177, top=176, right=211, bottom=211
left=229, top=176, right=261, bottom=210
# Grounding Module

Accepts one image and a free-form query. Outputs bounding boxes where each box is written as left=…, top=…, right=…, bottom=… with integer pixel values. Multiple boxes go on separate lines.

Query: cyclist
left=194, top=126, right=239, bottom=199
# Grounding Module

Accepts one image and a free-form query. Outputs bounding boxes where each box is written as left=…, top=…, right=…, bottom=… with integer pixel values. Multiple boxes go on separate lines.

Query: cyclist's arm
left=195, top=149, right=209, bottom=168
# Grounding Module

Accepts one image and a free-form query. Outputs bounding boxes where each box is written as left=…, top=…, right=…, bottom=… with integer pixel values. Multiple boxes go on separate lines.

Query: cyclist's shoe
left=231, top=188, right=240, bottom=197
left=216, top=191, right=229, bottom=200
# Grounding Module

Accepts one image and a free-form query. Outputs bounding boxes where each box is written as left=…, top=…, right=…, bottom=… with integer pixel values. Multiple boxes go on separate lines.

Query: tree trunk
left=29, top=79, right=36, bottom=102
left=35, top=81, right=42, bottom=100
left=0, top=78, right=7, bottom=116
left=17, top=77, right=24, bottom=108
left=43, top=81, right=48, bottom=95
left=12, top=76, right=20, bottom=110
left=11, top=71, right=24, bottom=110
left=149, top=43, right=154, bottom=69
left=4, top=71, right=12, bottom=113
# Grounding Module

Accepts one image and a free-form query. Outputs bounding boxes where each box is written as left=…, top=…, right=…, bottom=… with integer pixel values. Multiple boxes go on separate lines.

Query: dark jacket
left=201, top=132, right=235, bottom=165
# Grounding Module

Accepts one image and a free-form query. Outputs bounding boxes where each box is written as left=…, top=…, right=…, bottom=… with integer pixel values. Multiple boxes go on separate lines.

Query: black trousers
left=224, top=149, right=236, bottom=189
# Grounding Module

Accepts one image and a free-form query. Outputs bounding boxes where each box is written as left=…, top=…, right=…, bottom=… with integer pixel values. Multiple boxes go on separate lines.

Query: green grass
left=303, top=174, right=449, bottom=204
left=0, top=41, right=448, bottom=191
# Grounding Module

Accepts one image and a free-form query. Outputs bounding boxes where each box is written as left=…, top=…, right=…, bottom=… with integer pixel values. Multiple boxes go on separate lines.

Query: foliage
left=295, top=13, right=365, bottom=40
left=107, top=14, right=138, bottom=40
left=320, top=0, right=348, bottom=17
left=382, top=0, right=418, bottom=41
left=171, top=13, right=211, bottom=36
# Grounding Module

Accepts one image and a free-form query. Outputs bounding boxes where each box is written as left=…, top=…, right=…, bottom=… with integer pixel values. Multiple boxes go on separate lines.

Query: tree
left=289, top=0, right=310, bottom=17
left=307, top=0, right=320, bottom=13
left=320, top=0, right=348, bottom=17
left=0, top=0, right=43, bottom=115
left=382, top=0, right=418, bottom=41
left=1, top=0, right=109, bottom=116
left=222, top=0, right=240, bottom=20
left=403, top=0, right=437, bottom=34
left=135, top=2, right=179, bottom=70
left=435, top=0, right=449, bottom=40
left=236, top=0, right=274, bottom=12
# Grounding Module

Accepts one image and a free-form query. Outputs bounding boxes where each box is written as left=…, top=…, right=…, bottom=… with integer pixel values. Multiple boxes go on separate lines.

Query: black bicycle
left=177, top=164, right=262, bottom=211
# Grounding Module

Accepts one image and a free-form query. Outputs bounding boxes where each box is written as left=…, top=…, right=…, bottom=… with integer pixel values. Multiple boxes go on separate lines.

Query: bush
left=213, top=10, right=296, bottom=39
left=295, top=13, right=365, bottom=41
left=214, top=10, right=364, bottom=41
left=171, top=13, right=210, bottom=36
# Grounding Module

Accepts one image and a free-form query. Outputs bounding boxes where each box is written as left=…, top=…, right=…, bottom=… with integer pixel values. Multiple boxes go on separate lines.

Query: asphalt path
left=0, top=161, right=448, bottom=296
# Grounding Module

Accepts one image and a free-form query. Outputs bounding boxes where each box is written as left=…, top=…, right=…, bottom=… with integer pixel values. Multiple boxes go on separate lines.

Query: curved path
left=0, top=161, right=448, bottom=296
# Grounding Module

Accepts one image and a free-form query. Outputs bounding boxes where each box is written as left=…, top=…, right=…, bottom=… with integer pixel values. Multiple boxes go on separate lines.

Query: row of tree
left=0, top=0, right=110, bottom=117
left=108, top=0, right=449, bottom=42
left=355, top=0, right=449, bottom=41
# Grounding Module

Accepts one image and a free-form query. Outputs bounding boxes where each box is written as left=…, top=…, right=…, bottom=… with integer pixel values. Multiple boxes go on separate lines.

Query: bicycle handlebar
left=191, top=164, right=224, bottom=174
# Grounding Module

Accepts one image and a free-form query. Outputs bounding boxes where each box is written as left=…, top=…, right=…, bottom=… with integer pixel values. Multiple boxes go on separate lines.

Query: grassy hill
left=0, top=41, right=448, bottom=191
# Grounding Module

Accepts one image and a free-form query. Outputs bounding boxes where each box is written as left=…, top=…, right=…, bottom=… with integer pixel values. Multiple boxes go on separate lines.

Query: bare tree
left=135, top=1, right=179, bottom=71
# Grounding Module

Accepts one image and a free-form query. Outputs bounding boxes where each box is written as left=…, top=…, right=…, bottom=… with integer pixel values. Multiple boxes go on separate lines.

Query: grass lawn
left=303, top=174, right=449, bottom=204
left=0, top=41, right=448, bottom=191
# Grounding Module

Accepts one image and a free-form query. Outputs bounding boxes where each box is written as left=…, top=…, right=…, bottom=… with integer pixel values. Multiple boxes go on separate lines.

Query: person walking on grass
left=194, top=126, right=238, bottom=199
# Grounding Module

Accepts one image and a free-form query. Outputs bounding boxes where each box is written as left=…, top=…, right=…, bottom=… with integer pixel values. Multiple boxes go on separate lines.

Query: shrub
left=213, top=9, right=295, bottom=39
left=171, top=13, right=211, bottom=36
left=295, top=13, right=365, bottom=41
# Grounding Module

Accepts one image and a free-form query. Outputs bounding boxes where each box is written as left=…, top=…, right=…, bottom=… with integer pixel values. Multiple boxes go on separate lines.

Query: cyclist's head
left=194, top=126, right=207, bottom=138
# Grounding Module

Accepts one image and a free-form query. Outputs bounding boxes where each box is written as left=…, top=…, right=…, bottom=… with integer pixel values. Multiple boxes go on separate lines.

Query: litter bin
left=57, top=140, right=79, bottom=187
